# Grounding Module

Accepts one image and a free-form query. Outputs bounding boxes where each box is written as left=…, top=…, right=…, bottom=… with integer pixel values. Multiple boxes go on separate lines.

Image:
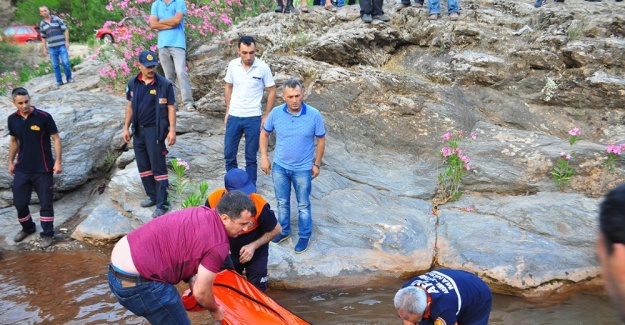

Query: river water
left=0, top=247, right=622, bottom=325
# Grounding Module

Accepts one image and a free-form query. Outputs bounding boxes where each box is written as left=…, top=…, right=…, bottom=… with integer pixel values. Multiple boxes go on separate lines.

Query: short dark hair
left=216, top=190, right=256, bottom=220
left=238, top=35, right=256, bottom=48
left=12, top=87, right=29, bottom=98
left=282, top=78, right=302, bottom=91
left=600, top=184, right=625, bottom=254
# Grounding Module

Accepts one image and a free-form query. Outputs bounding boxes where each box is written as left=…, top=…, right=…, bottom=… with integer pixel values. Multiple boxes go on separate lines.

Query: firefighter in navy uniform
left=205, top=168, right=281, bottom=291
left=122, top=50, right=176, bottom=218
left=8, top=87, right=63, bottom=249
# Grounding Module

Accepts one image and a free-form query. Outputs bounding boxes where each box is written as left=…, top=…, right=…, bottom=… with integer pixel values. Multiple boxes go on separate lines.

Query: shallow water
left=0, top=248, right=622, bottom=325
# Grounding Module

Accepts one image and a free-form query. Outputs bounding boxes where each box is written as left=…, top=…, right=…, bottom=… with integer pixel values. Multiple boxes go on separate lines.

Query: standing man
left=394, top=269, right=492, bottom=325
left=122, top=50, right=176, bottom=218
left=224, top=35, right=276, bottom=187
left=149, top=0, right=196, bottom=111
left=205, top=168, right=281, bottom=291
left=260, top=79, right=325, bottom=254
left=597, top=183, right=625, bottom=321
left=108, top=191, right=256, bottom=324
left=39, top=6, right=73, bottom=86
left=8, top=87, right=62, bottom=249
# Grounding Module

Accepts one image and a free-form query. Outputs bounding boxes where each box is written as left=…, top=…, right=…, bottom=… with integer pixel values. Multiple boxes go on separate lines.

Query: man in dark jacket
left=122, top=50, right=176, bottom=217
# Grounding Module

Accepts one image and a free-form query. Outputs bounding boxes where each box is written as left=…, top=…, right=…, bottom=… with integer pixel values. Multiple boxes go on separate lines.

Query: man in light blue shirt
left=149, top=0, right=196, bottom=111
left=260, top=78, right=325, bottom=254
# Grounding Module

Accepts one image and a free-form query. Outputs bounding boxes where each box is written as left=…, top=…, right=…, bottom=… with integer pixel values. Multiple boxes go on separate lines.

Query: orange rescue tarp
left=182, top=270, right=311, bottom=325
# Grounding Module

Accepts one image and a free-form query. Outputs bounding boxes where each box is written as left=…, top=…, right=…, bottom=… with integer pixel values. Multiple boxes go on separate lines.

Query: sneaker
left=413, top=1, right=423, bottom=7
left=362, top=13, right=373, bottom=23
left=373, top=14, right=391, bottom=22
left=271, top=233, right=290, bottom=244
left=275, top=4, right=284, bottom=12
left=294, top=238, right=309, bottom=253
left=140, top=198, right=156, bottom=208
left=284, top=4, right=295, bottom=13
left=13, top=230, right=35, bottom=242
left=449, top=12, right=459, bottom=20
left=152, top=208, right=168, bottom=218
left=40, top=236, right=53, bottom=249
left=67, top=79, right=75, bottom=83
left=534, top=0, right=544, bottom=7
left=428, top=13, right=439, bottom=20
left=184, top=104, right=197, bottom=111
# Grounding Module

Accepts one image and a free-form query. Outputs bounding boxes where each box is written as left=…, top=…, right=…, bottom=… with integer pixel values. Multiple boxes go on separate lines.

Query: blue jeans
left=107, top=270, right=190, bottom=325
left=429, top=0, right=458, bottom=14
left=48, top=45, right=72, bottom=85
left=224, top=115, right=261, bottom=185
left=271, top=163, right=312, bottom=239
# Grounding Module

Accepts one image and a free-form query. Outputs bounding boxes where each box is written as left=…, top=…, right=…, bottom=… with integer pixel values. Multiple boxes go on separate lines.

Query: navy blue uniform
left=402, top=269, right=492, bottom=325
left=126, top=73, right=175, bottom=211
left=8, top=107, right=59, bottom=237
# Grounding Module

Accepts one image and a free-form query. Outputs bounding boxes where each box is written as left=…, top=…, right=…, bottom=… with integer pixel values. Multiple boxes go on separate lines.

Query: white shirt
left=224, top=57, right=275, bottom=117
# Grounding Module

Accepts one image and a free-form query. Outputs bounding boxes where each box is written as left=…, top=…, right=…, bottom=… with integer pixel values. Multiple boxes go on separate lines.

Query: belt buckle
left=120, top=279, right=136, bottom=287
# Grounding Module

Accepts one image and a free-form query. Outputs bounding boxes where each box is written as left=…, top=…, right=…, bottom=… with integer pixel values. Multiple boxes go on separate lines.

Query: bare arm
left=51, top=133, right=63, bottom=174
left=167, top=104, right=176, bottom=146
left=64, top=28, right=69, bottom=49
left=312, top=136, right=325, bottom=179
left=239, top=209, right=281, bottom=263
left=260, top=130, right=271, bottom=174
left=193, top=264, right=224, bottom=321
left=8, top=136, right=18, bottom=176
left=261, top=86, right=276, bottom=130
left=122, top=101, right=133, bottom=143
left=149, top=12, right=184, bottom=30
left=224, top=82, right=233, bottom=125
left=42, top=38, right=48, bottom=55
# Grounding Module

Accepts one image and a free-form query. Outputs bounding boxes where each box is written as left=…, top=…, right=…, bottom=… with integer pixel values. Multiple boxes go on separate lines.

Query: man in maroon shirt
left=107, top=191, right=255, bottom=324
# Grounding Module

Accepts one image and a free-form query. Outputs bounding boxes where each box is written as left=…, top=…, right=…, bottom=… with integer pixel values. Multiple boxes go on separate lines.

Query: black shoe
left=140, top=198, right=156, bottom=208
left=362, top=13, right=373, bottom=23
left=13, top=230, right=36, bottom=242
left=152, top=208, right=169, bottom=218
left=40, top=236, right=54, bottom=249
left=275, top=4, right=284, bottom=12
left=373, top=14, right=391, bottom=22
left=284, top=4, right=295, bottom=12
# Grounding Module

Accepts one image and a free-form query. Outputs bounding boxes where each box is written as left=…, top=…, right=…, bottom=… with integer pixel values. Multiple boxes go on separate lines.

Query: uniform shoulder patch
left=434, top=318, right=447, bottom=325
left=159, top=98, right=167, bottom=104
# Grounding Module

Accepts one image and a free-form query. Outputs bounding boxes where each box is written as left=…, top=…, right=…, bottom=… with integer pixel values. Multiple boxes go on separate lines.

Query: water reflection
left=0, top=248, right=623, bottom=325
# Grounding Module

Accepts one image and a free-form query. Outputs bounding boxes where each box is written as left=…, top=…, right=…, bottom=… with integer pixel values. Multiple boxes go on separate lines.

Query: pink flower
left=177, top=160, right=190, bottom=170
left=441, top=132, right=453, bottom=141
left=470, top=132, right=477, bottom=140
left=442, top=147, right=453, bottom=157
left=460, top=155, right=470, bottom=163
left=458, top=130, right=464, bottom=138
left=606, top=145, right=622, bottom=155
left=464, top=164, right=471, bottom=170
left=568, top=127, right=581, bottom=136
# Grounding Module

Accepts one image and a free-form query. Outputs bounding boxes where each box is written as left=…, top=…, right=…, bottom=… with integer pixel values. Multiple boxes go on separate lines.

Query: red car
left=94, top=17, right=138, bottom=43
left=2, top=25, right=42, bottom=44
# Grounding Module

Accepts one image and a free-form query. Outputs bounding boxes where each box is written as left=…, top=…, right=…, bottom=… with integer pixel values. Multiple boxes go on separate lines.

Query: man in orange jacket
left=206, top=168, right=281, bottom=291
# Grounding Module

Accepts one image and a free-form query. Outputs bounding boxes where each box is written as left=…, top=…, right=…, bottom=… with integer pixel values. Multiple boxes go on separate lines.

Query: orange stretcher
left=182, top=269, right=311, bottom=325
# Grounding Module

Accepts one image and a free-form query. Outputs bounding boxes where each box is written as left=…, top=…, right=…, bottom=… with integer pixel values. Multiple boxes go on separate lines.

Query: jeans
left=271, top=163, right=312, bottom=239
left=48, top=45, right=72, bottom=85
left=224, top=115, right=261, bottom=185
left=360, top=0, right=384, bottom=15
left=159, top=47, right=194, bottom=108
left=429, top=0, right=458, bottom=14
left=107, top=270, right=190, bottom=325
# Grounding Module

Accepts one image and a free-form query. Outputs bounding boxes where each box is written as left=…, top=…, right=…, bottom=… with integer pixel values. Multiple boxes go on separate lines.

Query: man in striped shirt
left=39, top=6, right=73, bottom=86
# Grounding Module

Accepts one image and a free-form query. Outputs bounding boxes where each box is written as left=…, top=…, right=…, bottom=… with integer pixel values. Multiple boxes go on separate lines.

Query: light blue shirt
left=151, top=0, right=187, bottom=49
left=263, top=103, right=325, bottom=171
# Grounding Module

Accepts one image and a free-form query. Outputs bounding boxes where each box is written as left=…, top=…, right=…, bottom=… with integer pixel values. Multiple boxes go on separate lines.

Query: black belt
left=109, top=264, right=150, bottom=284
left=138, top=123, right=155, bottom=128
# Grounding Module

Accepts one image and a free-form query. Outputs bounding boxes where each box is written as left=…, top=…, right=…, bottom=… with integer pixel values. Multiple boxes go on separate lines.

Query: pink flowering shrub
left=551, top=127, right=581, bottom=191
left=605, top=144, right=625, bottom=173
left=96, top=0, right=265, bottom=91
left=437, top=130, right=477, bottom=203
left=170, top=158, right=209, bottom=210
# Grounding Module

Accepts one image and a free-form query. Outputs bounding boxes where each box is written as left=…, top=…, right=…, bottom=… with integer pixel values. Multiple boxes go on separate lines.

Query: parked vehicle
left=2, top=25, right=42, bottom=44
left=94, top=17, right=138, bottom=43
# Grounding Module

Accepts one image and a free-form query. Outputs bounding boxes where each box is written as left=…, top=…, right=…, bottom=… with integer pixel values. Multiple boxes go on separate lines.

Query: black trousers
left=13, top=171, right=54, bottom=237
left=133, top=126, right=169, bottom=210
left=360, top=0, right=384, bottom=15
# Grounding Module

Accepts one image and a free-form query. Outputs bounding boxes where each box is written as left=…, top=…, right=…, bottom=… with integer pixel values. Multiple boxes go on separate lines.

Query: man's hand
left=8, top=163, right=14, bottom=176
left=239, top=244, right=257, bottom=264
left=261, top=157, right=271, bottom=175
left=122, top=129, right=131, bottom=144
left=312, top=165, right=320, bottom=179
left=224, top=113, right=228, bottom=126
left=209, top=306, right=225, bottom=322
left=167, top=130, right=176, bottom=146
left=53, top=161, right=62, bottom=174
left=65, top=40, right=70, bottom=50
